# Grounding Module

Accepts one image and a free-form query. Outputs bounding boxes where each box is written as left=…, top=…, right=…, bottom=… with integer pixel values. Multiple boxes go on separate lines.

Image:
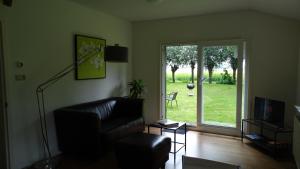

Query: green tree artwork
left=75, top=35, right=106, bottom=80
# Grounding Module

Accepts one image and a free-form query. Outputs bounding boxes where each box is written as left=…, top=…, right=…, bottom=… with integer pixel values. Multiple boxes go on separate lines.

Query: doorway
left=163, top=45, right=198, bottom=124
left=161, top=40, right=247, bottom=135
left=0, top=21, right=9, bottom=169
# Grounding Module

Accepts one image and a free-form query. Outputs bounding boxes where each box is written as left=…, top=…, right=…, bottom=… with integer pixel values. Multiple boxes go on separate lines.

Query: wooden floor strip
left=54, top=129, right=296, bottom=169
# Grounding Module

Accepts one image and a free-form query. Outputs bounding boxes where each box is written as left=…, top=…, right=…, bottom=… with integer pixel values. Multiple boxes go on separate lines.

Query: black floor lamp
left=35, top=43, right=103, bottom=169
left=34, top=42, right=128, bottom=169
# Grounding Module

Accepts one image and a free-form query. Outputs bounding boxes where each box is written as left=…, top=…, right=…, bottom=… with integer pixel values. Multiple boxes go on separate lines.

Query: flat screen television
left=254, top=97, right=285, bottom=128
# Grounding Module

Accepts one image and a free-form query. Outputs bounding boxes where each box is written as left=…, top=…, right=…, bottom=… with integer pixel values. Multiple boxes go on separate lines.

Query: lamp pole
left=35, top=45, right=102, bottom=169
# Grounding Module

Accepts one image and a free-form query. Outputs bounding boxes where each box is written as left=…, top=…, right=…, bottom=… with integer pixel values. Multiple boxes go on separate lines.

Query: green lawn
left=166, top=81, right=237, bottom=127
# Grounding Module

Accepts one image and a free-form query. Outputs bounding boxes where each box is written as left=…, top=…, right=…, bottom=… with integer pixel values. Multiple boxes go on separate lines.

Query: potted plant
left=128, top=79, right=144, bottom=99
left=128, top=80, right=144, bottom=114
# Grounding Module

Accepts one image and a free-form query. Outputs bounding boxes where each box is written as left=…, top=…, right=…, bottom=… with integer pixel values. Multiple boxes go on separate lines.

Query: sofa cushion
left=100, top=117, right=145, bottom=143
left=96, top=100, right=117, bottom=121
left=68, top=99, right=117, bottom=121
left=100, top=117, right=134, bottom=132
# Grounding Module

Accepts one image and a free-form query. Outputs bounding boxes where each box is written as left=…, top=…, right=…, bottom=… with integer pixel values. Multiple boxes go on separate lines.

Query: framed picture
left=75, top=34, right=106, bottom=80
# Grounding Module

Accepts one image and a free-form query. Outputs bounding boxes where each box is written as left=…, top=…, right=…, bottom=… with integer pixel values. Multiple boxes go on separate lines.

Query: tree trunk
left=191, top=67, right=195, bottom=83
left=171, top=65, right=179, bottom=83
left=172, top=71, right=175, bottom=83
left=233, top=68, right=237, bottom=81
left=190, top=61, right=195, bottom=83
left=208, top=69, right=213, bottom=84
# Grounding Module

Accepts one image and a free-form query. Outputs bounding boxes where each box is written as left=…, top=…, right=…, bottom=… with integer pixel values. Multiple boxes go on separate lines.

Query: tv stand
left=241, top=119, right=293, bottom=156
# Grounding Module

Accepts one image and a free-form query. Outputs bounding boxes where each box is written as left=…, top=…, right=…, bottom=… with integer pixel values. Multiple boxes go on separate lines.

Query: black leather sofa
left=54, top=97, right=144, bottom=156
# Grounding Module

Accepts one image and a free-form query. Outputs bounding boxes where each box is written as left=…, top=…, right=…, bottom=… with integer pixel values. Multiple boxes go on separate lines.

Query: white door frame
left=160, top=39, right=248, bottom=136
left=0, top=21, right=10, bottom=169
left=197, top=40, right=245, bottom=136
left=160, top=45, right=166, bottom=119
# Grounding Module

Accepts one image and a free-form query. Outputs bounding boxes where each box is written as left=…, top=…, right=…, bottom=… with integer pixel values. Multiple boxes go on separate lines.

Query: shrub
left=216, top=69, right=235, bottom=85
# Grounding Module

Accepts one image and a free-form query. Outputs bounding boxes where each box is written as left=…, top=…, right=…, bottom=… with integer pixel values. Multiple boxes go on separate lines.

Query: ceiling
left=69, top=0, right=300, bottom=21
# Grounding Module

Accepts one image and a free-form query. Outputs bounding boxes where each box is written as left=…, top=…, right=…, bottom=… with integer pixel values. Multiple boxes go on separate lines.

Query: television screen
left=254, top=97, right=285, bottom=127
left=254, top=97, right=266, bottom=121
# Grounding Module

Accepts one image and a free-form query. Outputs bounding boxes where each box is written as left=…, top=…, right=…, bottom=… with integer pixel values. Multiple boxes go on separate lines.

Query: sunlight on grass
left=166, top=82, right=236, bottom=127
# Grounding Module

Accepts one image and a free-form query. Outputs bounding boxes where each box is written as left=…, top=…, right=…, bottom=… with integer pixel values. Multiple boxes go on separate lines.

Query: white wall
left=0, top=21, right=9, bottom=169
left=0, top=0, right=132, bottom=168
left=132, top=11, right=300, bottom=126
left=297, top=47, right=300, bottom=105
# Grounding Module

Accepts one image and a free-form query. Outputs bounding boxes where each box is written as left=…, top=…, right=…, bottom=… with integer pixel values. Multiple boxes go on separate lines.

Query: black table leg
left=274, top=132, right=278, bottom=157
left=174, top=130, right=176, bottom=161
left=185, top=123, right=187, bottom=151
left=241, top=120, right=244, bottom=142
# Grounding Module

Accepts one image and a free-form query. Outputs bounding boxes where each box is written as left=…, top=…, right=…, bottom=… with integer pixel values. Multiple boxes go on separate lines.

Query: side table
left=241, top=119, right=293, bottom=156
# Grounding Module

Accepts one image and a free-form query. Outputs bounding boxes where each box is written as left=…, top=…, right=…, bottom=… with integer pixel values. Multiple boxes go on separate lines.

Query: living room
left=0, top=0, right=300, bottom=169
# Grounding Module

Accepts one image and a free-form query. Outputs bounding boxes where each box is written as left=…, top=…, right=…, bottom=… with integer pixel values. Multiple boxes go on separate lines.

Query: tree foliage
left=221, top=46, right=238, bottom=81
left=227, top=47, right=238, bottom=81
left=181, top=45, right=198, bottom=83
left=203, top=46, right=228, bottom=83
left=166, top=45, right=238, bottom=84
left=166, top=46, right=186, bottom=83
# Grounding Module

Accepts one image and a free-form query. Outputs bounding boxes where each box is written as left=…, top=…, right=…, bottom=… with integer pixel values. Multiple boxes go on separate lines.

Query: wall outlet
left=15, top=74, right=26, bottom=81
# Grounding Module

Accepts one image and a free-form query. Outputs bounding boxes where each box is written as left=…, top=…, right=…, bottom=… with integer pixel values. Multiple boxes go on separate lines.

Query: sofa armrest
left=54, top=109, right=101, bottom=154
left=114, top=98, right=144, bottom=117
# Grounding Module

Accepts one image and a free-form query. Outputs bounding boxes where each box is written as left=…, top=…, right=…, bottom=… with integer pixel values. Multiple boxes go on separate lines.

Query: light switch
left=15, top=74, right=26, bottom=81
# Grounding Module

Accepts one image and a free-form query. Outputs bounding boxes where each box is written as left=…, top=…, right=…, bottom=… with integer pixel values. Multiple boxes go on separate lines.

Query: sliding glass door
left=197, top=41, right=245, bottom=134
left=161, top=40, right=246, bottom=135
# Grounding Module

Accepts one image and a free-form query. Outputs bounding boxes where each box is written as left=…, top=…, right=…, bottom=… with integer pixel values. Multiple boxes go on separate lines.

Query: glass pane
left=201, top=45, right=238, bottom=127
left=165, top=45, right=198, bottom=124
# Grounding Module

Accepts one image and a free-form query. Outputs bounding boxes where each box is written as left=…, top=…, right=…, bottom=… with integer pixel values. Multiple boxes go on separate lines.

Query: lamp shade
left=3, top=0, right=12, bottom=6
left=105, top=45, right=128, bottom=62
